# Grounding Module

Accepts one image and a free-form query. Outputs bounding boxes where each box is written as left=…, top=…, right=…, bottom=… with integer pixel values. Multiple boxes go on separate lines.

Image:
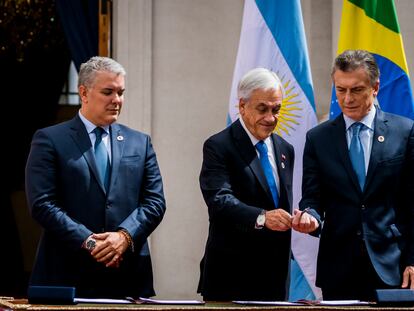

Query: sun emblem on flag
left=274, top=75, right=302, bottom=136
left=231, top=73, right=303, bottom=136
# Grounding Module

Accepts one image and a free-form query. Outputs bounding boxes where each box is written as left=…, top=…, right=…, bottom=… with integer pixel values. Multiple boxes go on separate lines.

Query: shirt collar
left=78, top=111, right=110, bottom=135
left=239, top=117, right=272, bottom=147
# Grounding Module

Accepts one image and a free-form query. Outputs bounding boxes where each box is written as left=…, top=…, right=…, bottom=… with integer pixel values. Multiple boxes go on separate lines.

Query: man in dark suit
left=198, top=68, right=294, bottom=301
left=25, top=56, right=166, bottom=298
left=292, top=49, right=414, bottom=300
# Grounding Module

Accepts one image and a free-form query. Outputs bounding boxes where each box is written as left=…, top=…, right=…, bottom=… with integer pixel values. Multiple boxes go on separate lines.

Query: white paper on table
left=233, top=301, right=302, bottom=306
left=137, top=297, right=205, bottom=305
left=74, top=298, right=132, bottom=304
left=318, top=300, right=370, bottom=305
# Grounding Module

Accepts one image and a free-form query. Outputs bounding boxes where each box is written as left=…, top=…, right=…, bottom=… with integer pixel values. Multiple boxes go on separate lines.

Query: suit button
left=356, top=230, right=362, bottom=236
left=361, top=204, right=366, bottom=210
left=106, top=203, right=111, bottom=209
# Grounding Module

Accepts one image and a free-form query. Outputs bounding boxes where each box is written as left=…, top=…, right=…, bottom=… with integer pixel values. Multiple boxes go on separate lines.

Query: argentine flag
left=331, top=0, right=414, bottom=119
left=228, top=0, right=320, bottom=300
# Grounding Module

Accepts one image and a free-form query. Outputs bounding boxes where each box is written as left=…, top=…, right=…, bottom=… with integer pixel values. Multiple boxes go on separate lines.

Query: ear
left=78, top=85, right=88, bottom=103
left=372, top=79, right=380, bottom=97
left=239, top=99, right=246, bottom=116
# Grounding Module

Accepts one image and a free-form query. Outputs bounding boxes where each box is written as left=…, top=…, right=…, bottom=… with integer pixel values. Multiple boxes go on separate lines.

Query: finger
left=93, top=245, right=113, bottom=260
left=93, top=232, right=110, bottom=240
left=402, top=270, right=409, bottom=288
left=97, top=250, right=116, bottom=263
left=410, top=271, right=414, bottom=289
left=274, top=217, right=291, bottom=231
left=90, top=243, right=105, bottom=256
left=279, top=209, right=292, bottom=218
left=278, top=216, right=292, bottom=228
left=90, top=240, right=110, bottom=256
left=292, top=211, right=304, bottom=227
left=106, top=255, right=121, bottom=268
left=311, top=218, right=319, bottom=230
left=300, top=215, right=312, bottom=230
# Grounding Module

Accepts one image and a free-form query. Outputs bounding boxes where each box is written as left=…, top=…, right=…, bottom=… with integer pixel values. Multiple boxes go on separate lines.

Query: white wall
left=113, top=0, right=414, bottom=299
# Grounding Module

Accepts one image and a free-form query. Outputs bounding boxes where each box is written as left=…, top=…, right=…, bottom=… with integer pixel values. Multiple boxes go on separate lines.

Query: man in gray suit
left=293, top=50, right=414, bottom=300
left=25, top=56, right=166, bottom=298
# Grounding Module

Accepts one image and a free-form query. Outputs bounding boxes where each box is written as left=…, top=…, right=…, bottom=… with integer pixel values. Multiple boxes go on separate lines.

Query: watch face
left=257, top=214, right=266, bottom=226
left=86, top=238, right=96, bottom=251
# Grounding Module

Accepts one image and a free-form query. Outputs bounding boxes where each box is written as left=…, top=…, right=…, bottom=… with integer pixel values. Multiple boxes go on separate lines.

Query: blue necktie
left=256, top=141, right=279, bottom=208
left=93, top=127, right=110, bottom=191
left=349, top=122, right=365, bottom=190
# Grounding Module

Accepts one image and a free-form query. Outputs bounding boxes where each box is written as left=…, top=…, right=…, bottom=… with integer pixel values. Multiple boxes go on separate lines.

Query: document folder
left=376, top=289, right=414, bottom=306
left=28, top=286, right=76, bottom=304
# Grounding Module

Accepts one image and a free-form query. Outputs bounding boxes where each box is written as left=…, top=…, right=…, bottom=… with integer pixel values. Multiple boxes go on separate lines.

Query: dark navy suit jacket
left=198, top=119, right=294, bottom=301
left=300, top=109, right=414, bottom=289
left=25, top=114, right=166, bottom=298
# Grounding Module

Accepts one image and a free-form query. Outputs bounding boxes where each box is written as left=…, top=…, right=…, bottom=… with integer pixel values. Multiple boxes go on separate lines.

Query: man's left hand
left=402, top=266, right=414, bottom=289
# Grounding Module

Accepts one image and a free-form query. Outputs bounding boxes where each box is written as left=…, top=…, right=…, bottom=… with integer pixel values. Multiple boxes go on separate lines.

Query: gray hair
left=332, top=49, right=379, bottom=86
left=237, top=67, right=283, bottom=100
left=78, top=56, right=126, bottom=88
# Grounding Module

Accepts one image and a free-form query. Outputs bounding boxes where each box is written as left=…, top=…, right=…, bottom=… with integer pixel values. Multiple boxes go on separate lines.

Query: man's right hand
left=265, top=209, right=292, bottom=231
left=91, top=232, right=128, bottom=268
left=291, top=208, right=319, bottom=233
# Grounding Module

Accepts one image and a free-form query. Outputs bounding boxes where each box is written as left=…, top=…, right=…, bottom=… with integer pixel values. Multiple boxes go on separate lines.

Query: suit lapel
left=365, top=109, right=388, bottom=192
left=108, top=124, right=125, bottom=192
left=330, top=115, right=362, bottom=193
left=231, top=120, right=273, bottom=202
left=231, top=120, right=276, bottom=205
left=69, top=115, right=106, bottom=193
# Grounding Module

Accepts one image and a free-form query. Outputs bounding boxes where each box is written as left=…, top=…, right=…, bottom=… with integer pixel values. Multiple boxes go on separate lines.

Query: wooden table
left=2, top=298, right=414, bottom=311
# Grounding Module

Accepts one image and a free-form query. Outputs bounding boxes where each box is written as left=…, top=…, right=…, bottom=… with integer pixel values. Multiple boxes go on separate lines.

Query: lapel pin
left=281, top=154, right=286, bottom=160
left=377, top=136, right=384, bottom=143
left=117, top=135, right=124, bottom=141
left=281, top=162, right=285, bottom=169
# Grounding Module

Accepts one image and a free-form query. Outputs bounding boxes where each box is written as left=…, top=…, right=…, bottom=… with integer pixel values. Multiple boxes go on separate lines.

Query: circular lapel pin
left=117, top=135, right=124, bottom=141
left=377, top=136, right=384, bottom=143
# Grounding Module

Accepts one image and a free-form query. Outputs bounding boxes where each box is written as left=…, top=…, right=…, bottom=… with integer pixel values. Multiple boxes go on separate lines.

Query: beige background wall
left=113, top=0, right=414, bottom=299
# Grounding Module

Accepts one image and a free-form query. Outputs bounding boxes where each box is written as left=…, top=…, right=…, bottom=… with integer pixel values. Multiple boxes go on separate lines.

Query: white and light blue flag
left=228, top=0, right=321, bottom=300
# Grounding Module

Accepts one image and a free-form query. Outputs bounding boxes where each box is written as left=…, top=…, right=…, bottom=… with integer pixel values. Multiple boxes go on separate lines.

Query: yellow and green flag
left=330, top=0, right=414, bottom=119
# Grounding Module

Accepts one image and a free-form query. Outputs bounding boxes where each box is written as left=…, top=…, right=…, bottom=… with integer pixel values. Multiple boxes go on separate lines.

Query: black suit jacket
left=300, top=109, right=414, bottom=289
left=25, top=115, right=166, bottom=298
left=198, top=119, right=294, bottom=301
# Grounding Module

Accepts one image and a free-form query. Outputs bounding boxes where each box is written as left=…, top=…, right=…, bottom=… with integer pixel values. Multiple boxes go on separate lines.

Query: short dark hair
left=332, top=49, right=379, bottom=86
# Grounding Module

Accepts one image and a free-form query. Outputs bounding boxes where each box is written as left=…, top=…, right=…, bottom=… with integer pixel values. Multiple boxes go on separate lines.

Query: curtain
left=55, top=0, right=99, bottom=71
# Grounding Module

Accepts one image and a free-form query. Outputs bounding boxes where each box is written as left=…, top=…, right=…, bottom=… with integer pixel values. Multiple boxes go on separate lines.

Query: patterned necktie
left=93, top=127, right=110, bottom=191
left=256, top=140, right=279, bottom=208
left=349, top=122, right=365, bottom=190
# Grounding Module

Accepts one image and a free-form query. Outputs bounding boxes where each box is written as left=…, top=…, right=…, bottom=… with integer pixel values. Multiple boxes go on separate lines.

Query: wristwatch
left=255, top=210, right=266, bottom=229
left=85, top=236, right=96, bottom=251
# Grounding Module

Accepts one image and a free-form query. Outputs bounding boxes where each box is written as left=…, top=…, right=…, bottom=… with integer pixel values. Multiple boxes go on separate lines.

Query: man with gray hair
left=25, top=56, right=166, bottom=298
left=293, top=49, right=414, bottom=300
left=198, top=67, right=294, bottom=301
